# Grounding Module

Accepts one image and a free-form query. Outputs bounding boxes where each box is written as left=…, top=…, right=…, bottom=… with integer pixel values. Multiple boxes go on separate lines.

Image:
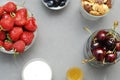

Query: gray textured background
left=0, top=0, right=120, bottom=80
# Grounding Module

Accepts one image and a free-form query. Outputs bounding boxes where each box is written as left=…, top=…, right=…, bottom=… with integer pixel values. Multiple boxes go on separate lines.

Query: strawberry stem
left=6, top=34, right=13, bottom=42
left=10, top=12, right=16, bottom=18
left=14, top=50, right=19, bottom=57
left=0, top=26, right=3, bottom=31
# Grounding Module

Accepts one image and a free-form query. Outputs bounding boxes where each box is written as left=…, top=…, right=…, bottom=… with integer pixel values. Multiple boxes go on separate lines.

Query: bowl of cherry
left=42, top=0, right=69, bottom=10
left=0, top=2, right=37, bottom=55
left=83, top=29, right=120, bottom=67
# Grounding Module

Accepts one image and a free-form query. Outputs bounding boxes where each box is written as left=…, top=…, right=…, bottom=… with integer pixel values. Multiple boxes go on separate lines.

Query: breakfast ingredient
left=24, top=17, right=37, bottom=32
left=13, top=40, right=25, bottom=53
left=0, top=40, right=3, bottom=47
left=20, top=32, right=34, bottom=45
left=116, top=42, right=120, bottom=51
left=9, top=27, right=23, bottom=41
left=0, top=13, right=14, bottom=31
left=0, top=31, right=6, bottom=41
left=14, top=8, right=27, bottom=26
left=0, top=7, right=4, bottom=16
left=67, top=67, right=83, bottom=80
left=44, top=0, right=67, bottom=7
left=90, top=29, right=119, bottom=63
left=3, top=2, right=17, bottom=13
left=82, top=0, right=112, bottom=16
left=105, top=52, right=117, bottom=62
left=92, top=48, right=105, bottom=61
left=3, top=41, right=13, bottom=51
left=0, top=2, right=37, bottom=54
left=22, top=60, right=52, bottom=80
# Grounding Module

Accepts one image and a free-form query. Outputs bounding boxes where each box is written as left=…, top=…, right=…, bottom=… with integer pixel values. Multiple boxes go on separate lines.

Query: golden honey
left=66, top=67, right=83, bottom=80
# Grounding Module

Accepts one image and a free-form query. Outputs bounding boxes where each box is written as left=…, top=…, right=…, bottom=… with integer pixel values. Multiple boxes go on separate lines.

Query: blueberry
left=47, top=0, right=54, bottom=7
left=53, top=0, right=60, bottom=7
left=44, top=0, right=49, bottom=2
left=59, top=1, right=66, bottom=6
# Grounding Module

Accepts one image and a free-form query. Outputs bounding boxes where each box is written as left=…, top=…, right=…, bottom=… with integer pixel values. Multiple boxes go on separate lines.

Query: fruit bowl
left=42, top=0, right=69, bottom=10
left=80, top=0, right=113, bottom=20
left=0, top=2, right=37, bottom=55
left=84, top=29, right=120, bottom=67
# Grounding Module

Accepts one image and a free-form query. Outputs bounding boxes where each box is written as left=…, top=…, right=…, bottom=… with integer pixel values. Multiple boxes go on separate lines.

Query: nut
left=84, top=4, right=92, bottom=12
left=90, top=10, right=100, bottom=16
left=87, top=0, right=96, bottom=3
left=103, top=0, right=107, bottom=3
left=95, top=0, right=104, bottom=4
left=98, top=4, right=109, bottom=15
left=106, top=0, right=112, bottom=8
left=82, top=0, right=112, bottom=16
left=92, top=3, right=100, bottom=11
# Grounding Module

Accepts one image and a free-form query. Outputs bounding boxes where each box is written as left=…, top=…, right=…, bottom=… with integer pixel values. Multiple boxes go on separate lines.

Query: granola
left=82, top=0, right=112, bottom=16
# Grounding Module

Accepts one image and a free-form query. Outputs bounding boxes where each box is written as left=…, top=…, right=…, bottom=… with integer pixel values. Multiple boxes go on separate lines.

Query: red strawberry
left=9, top=27, right=23, bottom=41
left=3, top=41, right=13, bottom=51
left=0, top=7, right=4, bottom=16
left=0, top=40, right=3, bottom=46
left=3, top=2, right=16, bottom=13
left=0, top=31, right=6, bottom=41
left=13, top=40, right=25, bottom=53
left=0, top=14, right=14, bottom=31
left=14, top=8, right=27, bottom=26
left=20, top=31, right=34, bottom=45
left=24, top=17, right=37, bottom=32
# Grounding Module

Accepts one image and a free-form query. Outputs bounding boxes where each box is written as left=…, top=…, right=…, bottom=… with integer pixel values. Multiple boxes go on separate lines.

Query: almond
left=90, top=10, right=100, bottom=16
left=84, top=4, right=92, bottom=12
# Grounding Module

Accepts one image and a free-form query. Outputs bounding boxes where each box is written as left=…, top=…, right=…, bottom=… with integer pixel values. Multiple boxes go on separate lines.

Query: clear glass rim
left=86, top=29, right=120, bottom=65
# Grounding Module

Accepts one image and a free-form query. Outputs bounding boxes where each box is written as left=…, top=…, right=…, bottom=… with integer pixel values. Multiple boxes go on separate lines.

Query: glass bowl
left=0, top=2, right=37, bottom=54
left=84, top=29, right=120, bottom=67
left=42, top=0, right=69, bottom=10
left=80, top=0, right=114, bottom=20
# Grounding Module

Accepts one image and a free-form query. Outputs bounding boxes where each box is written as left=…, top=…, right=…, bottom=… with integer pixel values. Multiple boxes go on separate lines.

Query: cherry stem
left=113, top=21, right=119, bottom=30
left=82, top=57, right=95, bottom=64
left=114, top=60, right=116, bottom=64
left=102, top=58, right=106, bottom=64
left=83, top=27, right=92, bottom=34
left=112, top=46, right=116, bottom=53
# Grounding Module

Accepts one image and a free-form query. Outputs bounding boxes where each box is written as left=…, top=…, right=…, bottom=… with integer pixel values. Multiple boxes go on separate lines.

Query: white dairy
left=22, top=60, right=52, bottom=80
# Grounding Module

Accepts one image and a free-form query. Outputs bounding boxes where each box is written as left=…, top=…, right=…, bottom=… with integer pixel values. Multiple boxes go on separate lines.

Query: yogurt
left=22, top=59, right=52, bottom=80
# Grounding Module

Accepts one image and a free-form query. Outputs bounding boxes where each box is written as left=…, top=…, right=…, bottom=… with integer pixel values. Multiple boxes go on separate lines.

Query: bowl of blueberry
left=42, top=0, right=69, bottom=10
left=83, top=28, right=120, bottom=67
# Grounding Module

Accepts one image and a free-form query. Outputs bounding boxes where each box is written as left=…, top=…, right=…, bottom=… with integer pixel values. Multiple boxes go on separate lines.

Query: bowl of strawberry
left=83, top=28, right=120, bottom=67
left=0, top=2, right=37, bottom=54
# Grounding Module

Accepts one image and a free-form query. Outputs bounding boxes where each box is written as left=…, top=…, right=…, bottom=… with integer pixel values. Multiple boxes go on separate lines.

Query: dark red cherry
left=91, top=41, right=100, bottom=50
left=116, top=42, right=120, bottom=51
left=92, top=48, right=105, bottom=61
left=106, top=37, right=116, bottom=50
left=105, top=53, right=117, bottom=62
left=96, top=30, right=107, bottom=41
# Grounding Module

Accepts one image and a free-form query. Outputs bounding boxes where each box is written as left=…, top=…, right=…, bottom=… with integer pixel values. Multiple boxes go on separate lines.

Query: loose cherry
left=116, top=42, right=120, bottom=51
left=91, top=41, right=100, bottom=50
left=92, top=48, right=105, bottom=61
left=96, top=30, right=107, bottom=41
left=105, top=53, right=117, bottom=62
left=106, top=37, right=116, bottom=50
